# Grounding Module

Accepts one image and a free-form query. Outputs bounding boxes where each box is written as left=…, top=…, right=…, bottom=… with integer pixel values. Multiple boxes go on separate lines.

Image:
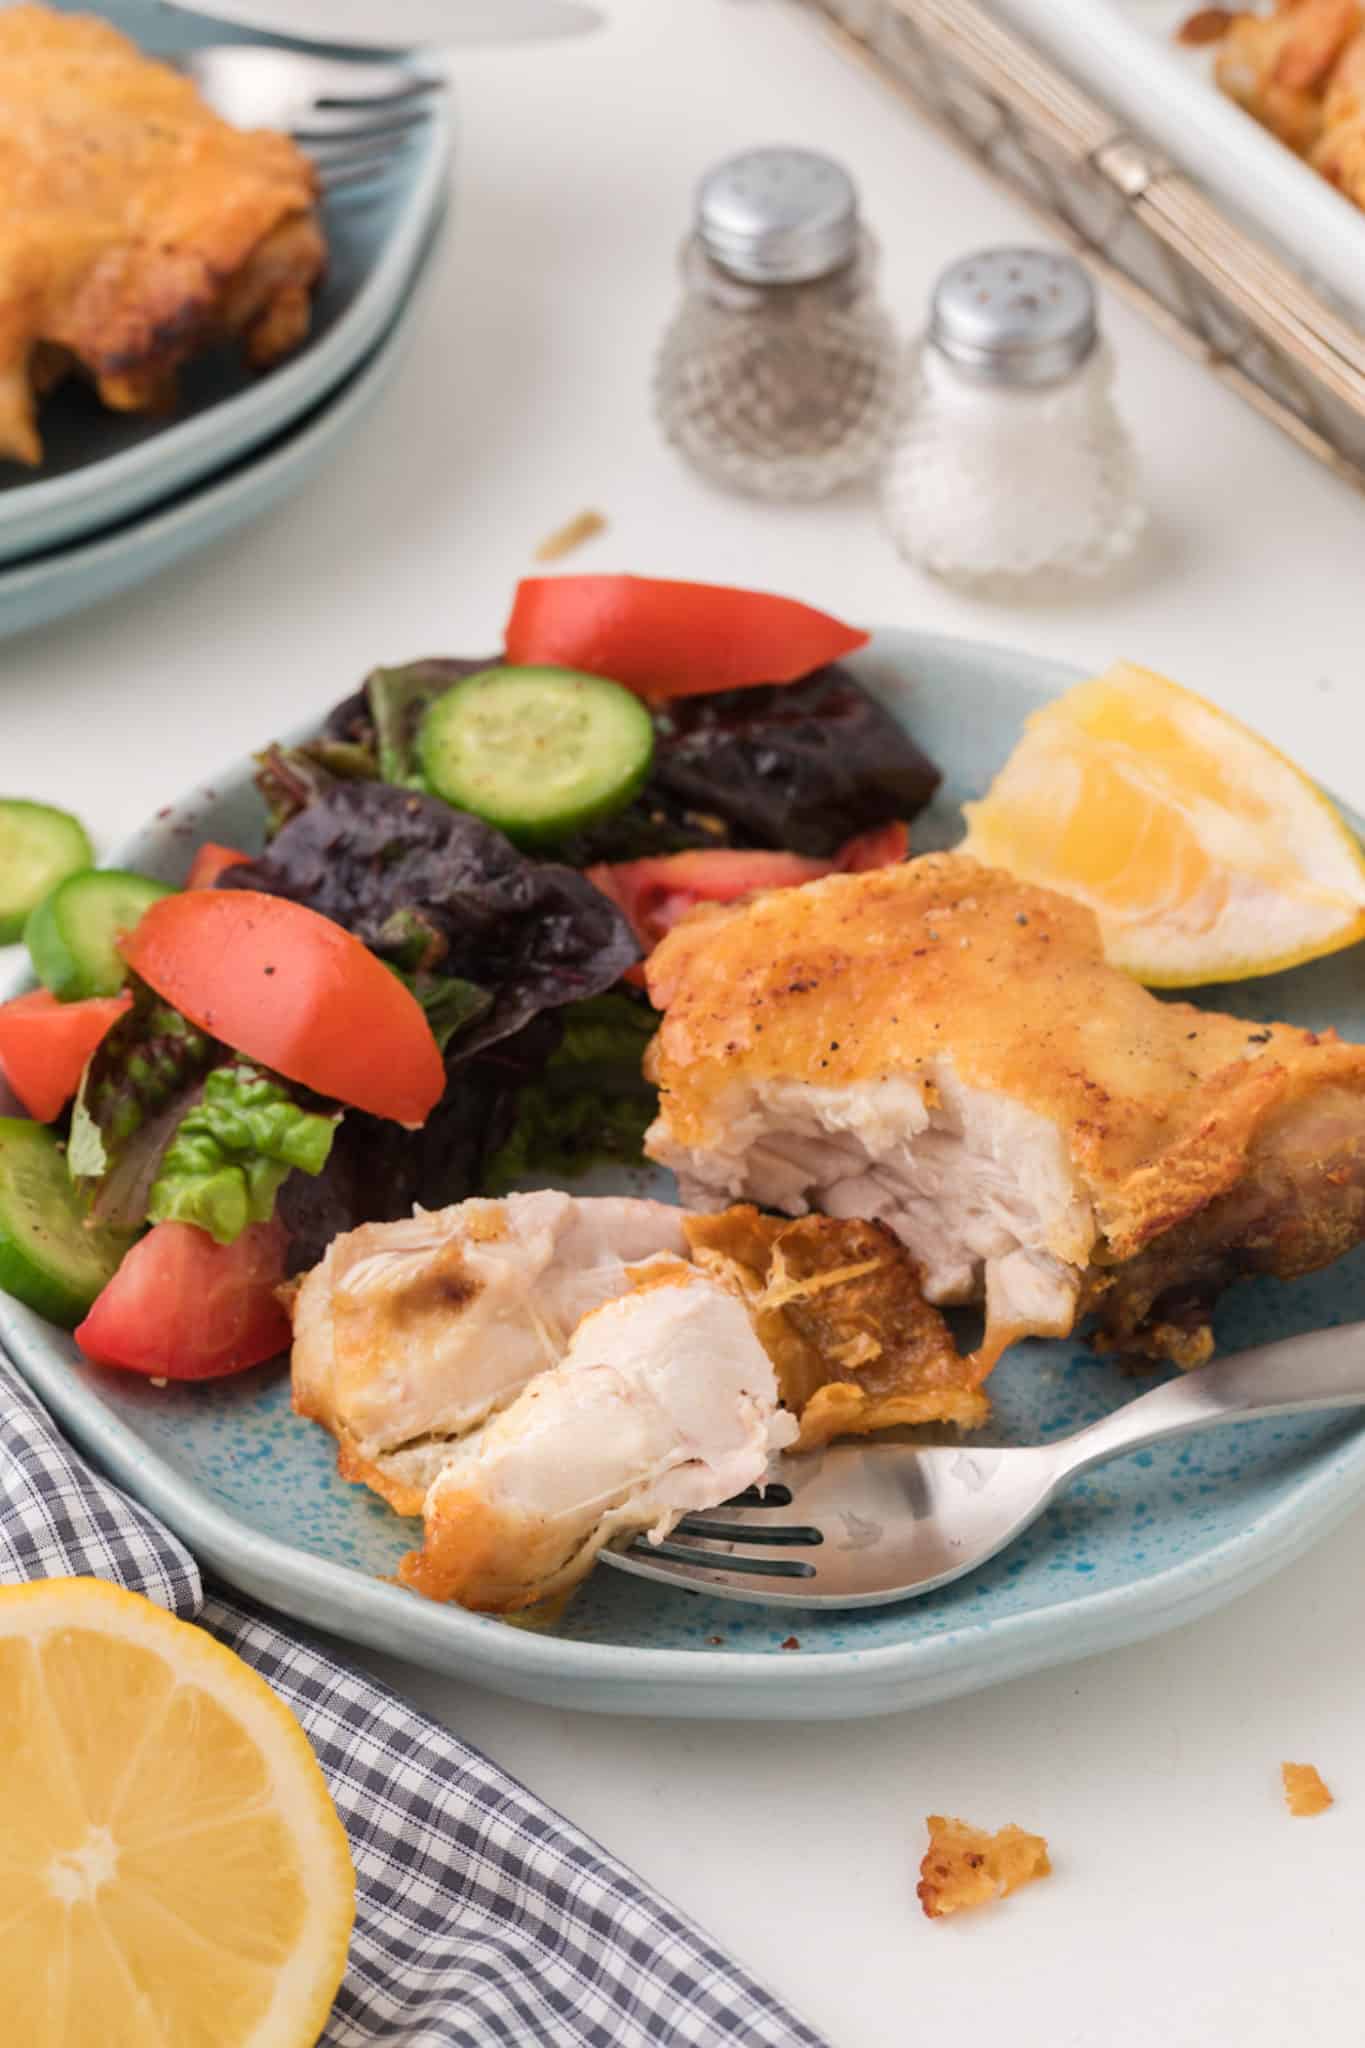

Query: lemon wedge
left=960, top=661, right=1365, bottom=985
left=0, top=1577, right=355, bottom=2047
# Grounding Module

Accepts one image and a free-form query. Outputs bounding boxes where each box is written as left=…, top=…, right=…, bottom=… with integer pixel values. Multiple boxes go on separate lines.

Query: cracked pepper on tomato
left=0, top=575, right=935, bottom=1378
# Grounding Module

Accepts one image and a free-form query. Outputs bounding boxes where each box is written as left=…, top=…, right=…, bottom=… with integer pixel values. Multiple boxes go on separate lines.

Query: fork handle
left=1054, top=1322, right=1365, bottom=1480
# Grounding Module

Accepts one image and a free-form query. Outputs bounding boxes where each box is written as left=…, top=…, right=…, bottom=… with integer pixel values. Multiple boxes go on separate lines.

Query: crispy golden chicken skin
left=0, top=3, right=325, bottom=465
left=644, top=855, right=1365, bottom=1371
left=682, top=1207, right=989, bottom=1444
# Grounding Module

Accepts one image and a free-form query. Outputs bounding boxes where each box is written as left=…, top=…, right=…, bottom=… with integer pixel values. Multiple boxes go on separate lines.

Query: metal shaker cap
left=696, top=147, right=859, bottom=284
left=929, top=248, right=1097, bottom=385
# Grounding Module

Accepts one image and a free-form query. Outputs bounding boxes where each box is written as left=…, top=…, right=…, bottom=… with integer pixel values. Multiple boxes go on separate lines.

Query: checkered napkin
left=0, top=1355, right=828, bottom=2048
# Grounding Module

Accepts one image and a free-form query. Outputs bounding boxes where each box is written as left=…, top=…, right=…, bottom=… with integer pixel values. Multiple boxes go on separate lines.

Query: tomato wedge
left=75, top=1218, right=291, bottom=1380
left=0, top=989, right=130, bottom=1122
left=121, top=891, right=444, bottom=1127
left=834, top=821, right=912, bottom=873
left=504, top=575, right=869, bottom=701
left=587, top=822, right=908, bottom=961
left=185, top=841, right=253, bottom=890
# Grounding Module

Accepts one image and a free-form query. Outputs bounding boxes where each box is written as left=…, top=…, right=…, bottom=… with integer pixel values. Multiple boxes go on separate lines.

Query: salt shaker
left=881, top=248, right=1146, bottom=591
left=654, top=146, right=899, bottom=500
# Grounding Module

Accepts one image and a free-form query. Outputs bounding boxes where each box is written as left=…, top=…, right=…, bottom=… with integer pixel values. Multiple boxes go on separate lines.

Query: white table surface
left=7, top=3, right=1365, bottom=2043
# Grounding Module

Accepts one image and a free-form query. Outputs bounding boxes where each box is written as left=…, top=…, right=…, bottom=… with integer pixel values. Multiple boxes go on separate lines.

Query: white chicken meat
left=291, top=1190, right=688, bottom=1513
left=399, top=1261, right=797, bottom=1612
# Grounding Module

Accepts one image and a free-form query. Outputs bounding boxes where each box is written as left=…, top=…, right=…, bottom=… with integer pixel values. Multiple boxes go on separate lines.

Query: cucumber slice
left=0, top=799, right=93, bottom=945
left=26, top=869, right=176, bottom=999
left=0, top=1119, right=130, bottom=1327
left=418, top=665, right=655, bottom=844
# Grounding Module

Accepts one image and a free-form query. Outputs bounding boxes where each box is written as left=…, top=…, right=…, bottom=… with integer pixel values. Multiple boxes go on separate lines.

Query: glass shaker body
left=881, top=248, right=1146, bottom=593
left=654, top=152, right=899, bottom=502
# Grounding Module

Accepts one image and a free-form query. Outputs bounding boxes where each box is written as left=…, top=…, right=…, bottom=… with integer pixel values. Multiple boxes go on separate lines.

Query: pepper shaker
left=654, top=147, right=899, bottom=500
left=881, top=248, right=1146, bottom=591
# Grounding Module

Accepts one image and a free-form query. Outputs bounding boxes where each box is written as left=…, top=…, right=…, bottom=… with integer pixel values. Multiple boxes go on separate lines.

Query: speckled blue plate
left=4, top=630, right=1365, bottom=1718
left=0, top=0, right=451, bottom=566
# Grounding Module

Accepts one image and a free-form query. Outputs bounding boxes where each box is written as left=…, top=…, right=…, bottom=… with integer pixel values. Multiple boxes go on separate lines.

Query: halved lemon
left=0, top=1577, right=355, bottom=2047
left=959, top=661, right=1365, bottom=985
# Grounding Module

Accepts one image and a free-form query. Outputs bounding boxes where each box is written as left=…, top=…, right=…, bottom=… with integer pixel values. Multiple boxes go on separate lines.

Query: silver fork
left=603, top=1322, right=1365, bottom=1609
left=178, top=46, right=446, bottom=189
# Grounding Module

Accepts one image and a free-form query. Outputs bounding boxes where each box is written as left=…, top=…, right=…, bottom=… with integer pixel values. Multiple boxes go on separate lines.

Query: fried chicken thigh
left=0, top=4, right=325, bottom=465
left=644, top=855, right=1365, bottom=1371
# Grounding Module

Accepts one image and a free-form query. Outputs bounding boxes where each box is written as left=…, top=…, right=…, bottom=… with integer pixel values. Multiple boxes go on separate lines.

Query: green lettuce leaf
left=255, top=740, right=378, bottom=838
left=407, top=973, right=494, bottom=1055
left=485, top=993, right=658, bottom=1188
left=381, top=942, right=496, bottom=1053
left=71, top=981, right=217, bottom=1223
left=147, top=1062, right=340, bottom=1245
left=368, top=662, right=447, bottom=786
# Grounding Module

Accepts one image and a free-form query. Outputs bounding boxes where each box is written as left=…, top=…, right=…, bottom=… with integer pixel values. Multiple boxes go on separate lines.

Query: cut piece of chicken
left=399, top=1261, right=796, bottom=1612
left=644, top=854, right=1365, bottom=1371
left=292, top=1186, right=985, bottom=1524
left=292, top=1191, right=988, bottom=1611
left=683, top=1206, right=989, bottom=1445
left=290, top=1191, right=688, bottom=1514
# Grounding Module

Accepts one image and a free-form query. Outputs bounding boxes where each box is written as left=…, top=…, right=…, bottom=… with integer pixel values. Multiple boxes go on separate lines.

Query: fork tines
left=626, top=1485, right=825, bottom=1582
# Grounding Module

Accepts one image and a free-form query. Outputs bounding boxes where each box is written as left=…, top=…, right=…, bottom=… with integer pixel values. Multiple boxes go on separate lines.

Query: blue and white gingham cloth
left=0, top=1355, right=828, bottom=2048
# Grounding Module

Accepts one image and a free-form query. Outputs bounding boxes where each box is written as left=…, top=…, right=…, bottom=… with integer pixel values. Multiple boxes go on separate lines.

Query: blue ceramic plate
left=0, top=0, right=451, bottom=567
left=0, top=207, right=444, bottom=641
left=4, top=631, right=1365, bottom=1718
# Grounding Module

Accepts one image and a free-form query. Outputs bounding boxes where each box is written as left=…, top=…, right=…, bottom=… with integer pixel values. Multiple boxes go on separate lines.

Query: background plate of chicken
left=0, top=0, right=450, bottom=565
left=5, top=627, right=1365, bottom=1719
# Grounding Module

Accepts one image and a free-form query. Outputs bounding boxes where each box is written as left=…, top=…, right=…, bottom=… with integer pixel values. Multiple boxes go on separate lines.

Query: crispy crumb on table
left=533, top=509, right=608, bottom=562
left=917, top=1814, right=1051, bottom=1919
left=1282, top=1762, right=1334, bottom=1816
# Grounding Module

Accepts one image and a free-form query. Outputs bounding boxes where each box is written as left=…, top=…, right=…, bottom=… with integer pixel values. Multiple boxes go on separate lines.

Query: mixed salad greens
left=0, top=574, right=940, bottom=1382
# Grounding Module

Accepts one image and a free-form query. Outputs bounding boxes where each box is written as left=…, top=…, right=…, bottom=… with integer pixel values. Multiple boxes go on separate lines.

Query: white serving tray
left=993, top=0, right=1365, bottom=324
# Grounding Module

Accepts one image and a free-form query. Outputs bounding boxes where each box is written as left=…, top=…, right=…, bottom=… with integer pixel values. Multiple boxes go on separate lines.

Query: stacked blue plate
left=0, top=0, right=451, bottom=639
